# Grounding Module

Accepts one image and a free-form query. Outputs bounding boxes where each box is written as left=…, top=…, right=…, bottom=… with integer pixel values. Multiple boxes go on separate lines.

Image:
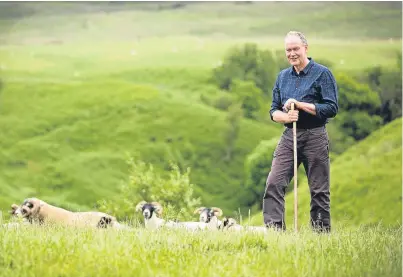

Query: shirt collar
left=291, top=57, right=314, bottom=76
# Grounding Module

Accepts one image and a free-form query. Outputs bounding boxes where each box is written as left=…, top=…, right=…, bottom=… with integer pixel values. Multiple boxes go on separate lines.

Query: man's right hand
left=287, top=110, right=299, bottom=123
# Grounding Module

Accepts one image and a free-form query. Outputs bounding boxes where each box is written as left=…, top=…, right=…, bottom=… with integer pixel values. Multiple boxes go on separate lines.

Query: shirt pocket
left=301, top=83, right=322, bottom=103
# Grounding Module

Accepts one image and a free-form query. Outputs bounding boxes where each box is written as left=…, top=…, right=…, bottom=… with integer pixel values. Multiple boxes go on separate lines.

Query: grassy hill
left=0, top=2, right=401, bottom=218
left=248, top=117, right=402, bottom=227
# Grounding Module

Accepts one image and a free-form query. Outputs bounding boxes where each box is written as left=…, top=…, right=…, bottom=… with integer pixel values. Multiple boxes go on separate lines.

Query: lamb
left=136, top=201, right=208, bottom=231
left=194, top=207, right=223, bottom=230
left=13, top=197, right=125, bottom=229
left=220, top=217, right=244, bottom=231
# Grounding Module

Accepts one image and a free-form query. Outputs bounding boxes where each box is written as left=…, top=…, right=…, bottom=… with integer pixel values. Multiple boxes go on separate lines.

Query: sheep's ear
left=151, top=202, right=163, bottom=215
left=194, top=207, right=206, bottom=214
left=135, top=201, right=147, bottom=212
left=39, top=200, right=45, bottom=207
left=10, top=204, right=19, bottom=214
left=212, top=207, right=223, bottom=217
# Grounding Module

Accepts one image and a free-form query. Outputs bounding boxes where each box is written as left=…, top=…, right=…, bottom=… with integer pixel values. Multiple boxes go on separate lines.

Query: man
left=262, top=31, right=338, bottom=232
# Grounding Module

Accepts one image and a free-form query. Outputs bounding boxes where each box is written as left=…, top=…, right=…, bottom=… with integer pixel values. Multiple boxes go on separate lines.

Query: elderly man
left=263, top=31, right=338, bottom=232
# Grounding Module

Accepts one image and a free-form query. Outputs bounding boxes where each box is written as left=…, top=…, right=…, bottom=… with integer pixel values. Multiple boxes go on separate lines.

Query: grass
left=0, top=224, right=401, bottom=277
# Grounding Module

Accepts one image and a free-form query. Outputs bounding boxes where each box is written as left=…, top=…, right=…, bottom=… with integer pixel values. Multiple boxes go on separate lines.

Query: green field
left=0, top=224, right=401, bottom=277
left=0, top=1, right=401, bottom=220
left=0, top=2, right=402, bottom=277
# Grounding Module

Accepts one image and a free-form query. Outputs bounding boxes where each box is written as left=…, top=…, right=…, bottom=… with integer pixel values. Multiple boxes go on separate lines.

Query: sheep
left=135, top=201, right=166, bottom=230
left=166, top=220, right=208, bottom=231
left=14, top=198, right=125, bottom=229
left=135, top=201, right=208, bottom=231
left=1, top=203, right=30, bottom=229
left=194, top=207, right=223, bottom=230
left=220, top=217, right=244, bottom=232
left=245, top=225, right=268, bottom=233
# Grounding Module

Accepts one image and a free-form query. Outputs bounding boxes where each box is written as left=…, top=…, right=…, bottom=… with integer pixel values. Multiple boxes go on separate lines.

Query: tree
left=212, top=43, right=277, bottom=97
left=364, top=52, right=402, bottom=123
left=223, top=103, right=243, bottom=161
left=97, top=158, right=201, bottom=223
left=334, top=72, right=382, bottom=140
left=230, top=80, right=266, bottom=120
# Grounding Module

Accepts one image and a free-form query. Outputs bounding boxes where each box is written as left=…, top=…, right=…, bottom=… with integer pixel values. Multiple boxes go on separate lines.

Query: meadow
left=0, top=224, right=401, bottom=277
left=0, top=2, right=402, bottom=276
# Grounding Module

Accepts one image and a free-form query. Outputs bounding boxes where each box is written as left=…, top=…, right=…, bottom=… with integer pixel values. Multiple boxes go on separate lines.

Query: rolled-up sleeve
left=314, top=69, right=339, bottom=120
left=269, top=75, right=282, bottom=121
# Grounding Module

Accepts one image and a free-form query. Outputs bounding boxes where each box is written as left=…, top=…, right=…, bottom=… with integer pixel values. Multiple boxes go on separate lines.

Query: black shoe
left=311, top=212, right=331, bottom=233
left=265, top=222, right=286, bottom=232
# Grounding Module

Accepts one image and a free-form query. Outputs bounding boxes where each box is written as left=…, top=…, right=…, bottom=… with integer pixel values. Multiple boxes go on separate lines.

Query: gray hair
left=285, top=31, right=308, bottom=46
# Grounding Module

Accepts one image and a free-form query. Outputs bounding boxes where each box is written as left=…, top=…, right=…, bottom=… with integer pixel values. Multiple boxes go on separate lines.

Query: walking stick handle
left=291, top=102, right=298, bottom=232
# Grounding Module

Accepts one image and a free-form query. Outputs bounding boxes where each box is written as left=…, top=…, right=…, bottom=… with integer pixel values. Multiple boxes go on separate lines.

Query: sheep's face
left=194, top=207, right=223, bottom=223
left=10, top=204, right=23, bottom=218
left=135, top=201, right=163, bottom=219
left=19, top=198, right=44, bottom=219
left=223, top=217, right=237, bottom=228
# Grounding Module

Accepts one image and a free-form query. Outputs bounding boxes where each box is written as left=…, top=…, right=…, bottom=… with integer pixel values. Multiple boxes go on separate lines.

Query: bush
left=334, top=72, right=382, bottom=141
left=243, top=139, right=278, bottom=207
left=213, top=93, right=235, bottom=111
left=98, top=158, right=201, bottom=224
left=212, top=43, right=277, bottom=96
left=230, top=80, right=266, bottom=120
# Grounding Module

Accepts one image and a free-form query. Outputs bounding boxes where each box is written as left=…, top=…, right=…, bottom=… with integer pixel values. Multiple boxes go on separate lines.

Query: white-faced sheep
left=13, top=198, right=126, bottom=229
left=194, top=207, right=223, bottom=230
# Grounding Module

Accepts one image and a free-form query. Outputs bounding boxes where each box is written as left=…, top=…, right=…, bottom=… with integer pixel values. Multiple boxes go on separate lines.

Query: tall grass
left=0, top=224, right=401, bottom=277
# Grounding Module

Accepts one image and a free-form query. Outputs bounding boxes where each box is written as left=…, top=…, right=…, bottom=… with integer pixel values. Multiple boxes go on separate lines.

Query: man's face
left=285, top=35, right=308, bottom=67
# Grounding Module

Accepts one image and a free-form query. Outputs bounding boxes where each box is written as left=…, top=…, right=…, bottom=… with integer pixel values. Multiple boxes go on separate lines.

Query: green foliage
left=212, top=43, right=277, bottom=96
left=243, top=138, right=278, bottom=206
left=335, top=72, right=383, bottom=140
left=98, top=158, right=201, bottom=222
left=337, top=73, right=381, bottom=113
left=337, top=111, right=383, bottom=141
left=364, top=53, right=402, bottom=123
left=223, top=103, right=243, bottom=161
left=229, top=80, right=266, bottom=120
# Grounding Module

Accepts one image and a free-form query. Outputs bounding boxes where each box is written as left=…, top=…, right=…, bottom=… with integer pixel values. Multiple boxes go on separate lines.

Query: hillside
left=0, top=2, right=401, bottom=217
left=248, top=117, right=402, bottom=227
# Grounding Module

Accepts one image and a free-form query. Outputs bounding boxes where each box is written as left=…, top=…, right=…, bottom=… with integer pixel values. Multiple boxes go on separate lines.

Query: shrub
left=98, top=157, right=201, bottom=224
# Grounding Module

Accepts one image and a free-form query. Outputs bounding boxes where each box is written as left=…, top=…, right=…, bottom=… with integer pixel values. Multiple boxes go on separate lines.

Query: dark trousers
left=262, top=126, right=331, bottom=232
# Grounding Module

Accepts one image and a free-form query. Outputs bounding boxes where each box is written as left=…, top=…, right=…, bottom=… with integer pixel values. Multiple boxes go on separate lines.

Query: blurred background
left=0, top=1, right=401, bottom=227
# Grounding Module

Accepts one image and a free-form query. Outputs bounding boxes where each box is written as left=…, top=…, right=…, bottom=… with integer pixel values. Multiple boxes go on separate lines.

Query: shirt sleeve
left=269, top=74, right=282, bottom=121
left=314, top=69, right=339, bottom=120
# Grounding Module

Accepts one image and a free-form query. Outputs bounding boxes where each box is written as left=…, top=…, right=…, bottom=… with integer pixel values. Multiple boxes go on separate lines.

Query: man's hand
left=283, top=98, right=299, bottom=112
left=287, top=110, right=299, bottom=123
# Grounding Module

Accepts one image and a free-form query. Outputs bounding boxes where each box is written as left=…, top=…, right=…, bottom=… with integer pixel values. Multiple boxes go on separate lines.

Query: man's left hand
left=283, top=98, right=299, bottom=112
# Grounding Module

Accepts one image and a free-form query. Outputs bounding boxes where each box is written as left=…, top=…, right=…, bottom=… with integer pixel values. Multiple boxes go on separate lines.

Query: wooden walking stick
left=291, top=102, right=298, bottom=232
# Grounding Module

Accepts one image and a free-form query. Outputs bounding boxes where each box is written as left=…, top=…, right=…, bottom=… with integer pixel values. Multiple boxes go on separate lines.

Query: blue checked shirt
left=270, top=58, right=339, bottom=129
